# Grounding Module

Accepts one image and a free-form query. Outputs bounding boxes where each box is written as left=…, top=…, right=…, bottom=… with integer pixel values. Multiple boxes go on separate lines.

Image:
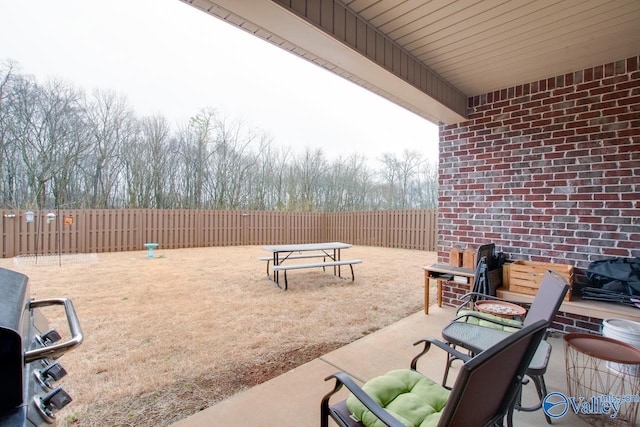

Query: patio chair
left=441, top=270, right=569, bottom=426
left=321, top=319, right=548, bottom=427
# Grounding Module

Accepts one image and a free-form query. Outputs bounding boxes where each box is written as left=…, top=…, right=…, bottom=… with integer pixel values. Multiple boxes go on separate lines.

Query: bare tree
left=121, top=121, right=148, bottom=208
left=122, top=115, right=172, bottom=208
left=341, top=154, right=371, bottom=210
left=414, top=159, right=438, bottom=208
left=0, top=60, right=22, bottom=207
left=376, top=149, right=425, bottom=209
left=175, top=109, right=217, bottom=209
left=396, top=149, right=424, bottom=208
left=378, top=152, right=399, bottom=209
left=289, top=147, right=326, bottom=211
left=83, top=89, right=136, bottom=208
left=11, top=77, right=87, bottom=208
left=242, top=133, right=282, bottom=210
left=0, top=59, right=439, bottom=212
left=209, top=115, right=258, bottom=209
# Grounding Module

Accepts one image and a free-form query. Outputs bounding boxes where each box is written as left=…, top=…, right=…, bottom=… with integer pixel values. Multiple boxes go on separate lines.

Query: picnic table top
left=262, top=242, right=352, bottom=252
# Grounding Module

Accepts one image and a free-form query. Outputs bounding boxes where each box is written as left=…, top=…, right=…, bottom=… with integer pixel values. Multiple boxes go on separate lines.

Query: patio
left=173, top=305, right=594, bottom=427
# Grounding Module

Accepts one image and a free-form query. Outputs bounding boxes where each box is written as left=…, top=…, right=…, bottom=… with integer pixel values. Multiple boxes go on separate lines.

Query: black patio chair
left=441, top=269, right=570, bottom=426
left=321, top=319, right=548, bottom=427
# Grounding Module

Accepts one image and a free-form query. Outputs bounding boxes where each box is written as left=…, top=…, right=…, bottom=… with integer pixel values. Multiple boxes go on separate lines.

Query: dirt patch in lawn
left=1, top=245, right=436, bottom=426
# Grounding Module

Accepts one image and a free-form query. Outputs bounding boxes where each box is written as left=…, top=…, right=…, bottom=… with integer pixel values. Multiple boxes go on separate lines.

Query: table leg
left=424, top=271, right=429, bottom=314
left=273, top=252, right=279, bottom=284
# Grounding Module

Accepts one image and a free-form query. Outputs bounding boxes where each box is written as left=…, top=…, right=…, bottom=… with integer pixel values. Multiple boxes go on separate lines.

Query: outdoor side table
left=474, top=300, right=526, bottom=320
left=564, top=333, right=640, bottom=427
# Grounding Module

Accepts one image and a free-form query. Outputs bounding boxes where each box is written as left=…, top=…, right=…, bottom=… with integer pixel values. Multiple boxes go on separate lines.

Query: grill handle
left=25, top=298, right=84, bottom=363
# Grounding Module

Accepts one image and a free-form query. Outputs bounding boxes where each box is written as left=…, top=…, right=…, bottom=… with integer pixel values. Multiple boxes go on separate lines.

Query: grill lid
left=0, top=268, right=29, bottom=412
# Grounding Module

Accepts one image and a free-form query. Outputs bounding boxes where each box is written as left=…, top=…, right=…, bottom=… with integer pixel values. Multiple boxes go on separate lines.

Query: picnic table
left=260, top=242, right=362, bottom=290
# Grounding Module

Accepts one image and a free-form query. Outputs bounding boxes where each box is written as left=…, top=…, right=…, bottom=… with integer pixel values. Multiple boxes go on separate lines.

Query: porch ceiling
left=180, top=0, right=640, bottom=125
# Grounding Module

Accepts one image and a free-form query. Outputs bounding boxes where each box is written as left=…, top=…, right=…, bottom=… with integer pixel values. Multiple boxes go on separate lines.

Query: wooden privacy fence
left=0, top=209, right=437, bottom=258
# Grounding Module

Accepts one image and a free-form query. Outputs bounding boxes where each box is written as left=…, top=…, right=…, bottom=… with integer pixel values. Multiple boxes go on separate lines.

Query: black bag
left=586, top=257, right=640, bottom=296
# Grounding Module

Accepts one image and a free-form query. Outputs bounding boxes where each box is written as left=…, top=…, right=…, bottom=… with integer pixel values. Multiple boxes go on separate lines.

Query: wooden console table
left=423, top=263, right=475, bottom=314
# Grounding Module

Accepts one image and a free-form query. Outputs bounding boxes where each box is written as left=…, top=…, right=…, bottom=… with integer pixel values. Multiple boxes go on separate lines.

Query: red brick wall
left=552, top=312, right=602, bottom=334
left=438, top=55, right=640, bottom=315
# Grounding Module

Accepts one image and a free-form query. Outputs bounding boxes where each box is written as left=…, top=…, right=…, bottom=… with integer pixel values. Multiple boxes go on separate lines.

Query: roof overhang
left=180, top=0, right=640, bottom=126
left=181, top=0, right=467, bottom=124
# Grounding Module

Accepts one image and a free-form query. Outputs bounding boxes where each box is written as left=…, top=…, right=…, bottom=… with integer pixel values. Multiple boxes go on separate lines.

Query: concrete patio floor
left=174, top=305, right=598, bottom=426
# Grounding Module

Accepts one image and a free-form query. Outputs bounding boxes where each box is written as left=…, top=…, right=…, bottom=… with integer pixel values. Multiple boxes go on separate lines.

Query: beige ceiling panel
left=418, top=0, right=637, bottom=65
left=371, top=0, right=459, bottom=36
left=444, top=26, right=638, bottom=93
left=389, top=0, right=512, bottom=42
left=359, top=0, right=449, bottom=27
left=343, top=0, right=376, bottom=13
left=344, top=0, right=439, bottom=21
left=402, top=0, right=566, bottom=53
left=431, top=6, right=639, bottom=77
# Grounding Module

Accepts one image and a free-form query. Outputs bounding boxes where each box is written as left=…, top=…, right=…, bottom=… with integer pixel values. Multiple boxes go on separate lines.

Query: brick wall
left=437, top=55, right=640, bottom=321
left=552, top=312, right=602, bottom=334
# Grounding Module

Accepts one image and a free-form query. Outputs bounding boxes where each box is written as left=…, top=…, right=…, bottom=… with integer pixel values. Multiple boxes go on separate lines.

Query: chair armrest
left=321, top=372, right=405, bottom=427
left=452, top=311, right=524, bottom=330
left=410, top=337, right=471, bottom=370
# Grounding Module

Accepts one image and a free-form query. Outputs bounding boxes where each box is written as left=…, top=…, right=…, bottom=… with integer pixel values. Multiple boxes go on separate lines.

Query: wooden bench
left=257, top=253, right=328, bottom=275
left=271, top=259, right=362, bottom=290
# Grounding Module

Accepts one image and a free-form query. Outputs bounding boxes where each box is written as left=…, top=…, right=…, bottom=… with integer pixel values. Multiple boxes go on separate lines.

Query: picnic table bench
left=261, top=242, right=361, bottom=290
left=272, top=259, right=363, bottom=290
left=257, top=253, right=328, bottom=275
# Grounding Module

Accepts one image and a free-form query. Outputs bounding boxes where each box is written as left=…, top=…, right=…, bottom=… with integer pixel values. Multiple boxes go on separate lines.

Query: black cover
left=586, top=257, right=640, bottom=295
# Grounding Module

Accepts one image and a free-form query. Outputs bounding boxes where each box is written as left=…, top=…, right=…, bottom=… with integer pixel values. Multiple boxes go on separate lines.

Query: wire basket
left=564, top=333, right=640, bottom=427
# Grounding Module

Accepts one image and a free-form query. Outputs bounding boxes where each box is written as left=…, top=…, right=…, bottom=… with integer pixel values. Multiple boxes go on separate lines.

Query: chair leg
left=532, top=374, right=552, bottom=424
left=507, top=393, right=516, bottom=427
left=514, top=374, right=552, bottom=424
left=441, top=344, right=462, bottom=389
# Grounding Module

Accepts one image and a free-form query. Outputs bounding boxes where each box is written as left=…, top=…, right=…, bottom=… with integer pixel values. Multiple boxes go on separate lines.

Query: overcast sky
left=0, top=0, right=439, bottom=165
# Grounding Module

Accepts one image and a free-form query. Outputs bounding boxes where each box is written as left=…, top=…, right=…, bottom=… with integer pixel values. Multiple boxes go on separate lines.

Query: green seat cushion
left=346, top=369, right=449, bottom=427
left=456, top=309, right=522, bottom=332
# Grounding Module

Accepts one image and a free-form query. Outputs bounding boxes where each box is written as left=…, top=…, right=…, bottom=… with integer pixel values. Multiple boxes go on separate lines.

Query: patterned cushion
left=346, top=369, right=449, bottom=427
left=456, top=309, right=522, bottom=332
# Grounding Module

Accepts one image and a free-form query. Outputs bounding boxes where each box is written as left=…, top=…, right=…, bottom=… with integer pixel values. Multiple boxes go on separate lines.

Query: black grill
left=0, top=268, right=83, bottom=426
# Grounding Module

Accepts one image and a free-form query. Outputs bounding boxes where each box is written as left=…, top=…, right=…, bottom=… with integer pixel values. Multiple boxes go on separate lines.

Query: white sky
left=0, top=0, right=439, bottom=165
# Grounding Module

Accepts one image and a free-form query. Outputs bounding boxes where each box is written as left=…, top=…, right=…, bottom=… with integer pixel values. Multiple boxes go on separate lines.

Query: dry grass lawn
left=0, top=245, right=436, bottom=426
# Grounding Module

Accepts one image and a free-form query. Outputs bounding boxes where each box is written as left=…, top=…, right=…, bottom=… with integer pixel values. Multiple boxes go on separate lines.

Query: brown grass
left=0, top=245, right=436, bottom=426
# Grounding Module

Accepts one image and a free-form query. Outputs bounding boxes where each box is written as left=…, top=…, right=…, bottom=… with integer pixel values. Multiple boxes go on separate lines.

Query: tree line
left=0, top=59, right=438, bottom=211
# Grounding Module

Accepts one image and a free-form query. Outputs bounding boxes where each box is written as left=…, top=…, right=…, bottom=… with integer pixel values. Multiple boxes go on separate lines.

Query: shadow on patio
left=173, top=305, right=593, bottom=427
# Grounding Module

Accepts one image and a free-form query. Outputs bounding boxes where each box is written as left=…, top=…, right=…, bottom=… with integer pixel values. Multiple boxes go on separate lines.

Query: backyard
left=1, top=245, right=436, bottom=426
